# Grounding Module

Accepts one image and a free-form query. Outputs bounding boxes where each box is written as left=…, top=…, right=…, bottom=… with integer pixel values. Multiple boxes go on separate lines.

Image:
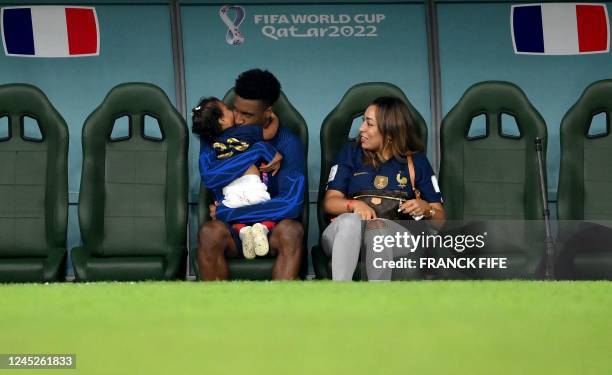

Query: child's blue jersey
left=212, top=125, right=264, bottom=159
left=199, top=126, right=306, bottom=223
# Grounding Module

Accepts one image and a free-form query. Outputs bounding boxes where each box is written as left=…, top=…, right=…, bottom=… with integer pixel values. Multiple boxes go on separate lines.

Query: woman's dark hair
left=362, top=96, right=424, bottom=169
left=191, top=97, right=224, bottom=142
left=234, top=69, right=281, bottom=108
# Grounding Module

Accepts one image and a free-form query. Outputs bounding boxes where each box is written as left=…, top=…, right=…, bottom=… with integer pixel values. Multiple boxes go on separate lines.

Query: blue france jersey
left=326, top=142, right=443, bottom=203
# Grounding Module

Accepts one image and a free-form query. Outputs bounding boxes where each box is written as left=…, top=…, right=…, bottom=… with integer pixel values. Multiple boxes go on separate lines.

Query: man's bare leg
left=197, top=220, right=238, bottom=281
left=268, top=219, right=304, bottom=280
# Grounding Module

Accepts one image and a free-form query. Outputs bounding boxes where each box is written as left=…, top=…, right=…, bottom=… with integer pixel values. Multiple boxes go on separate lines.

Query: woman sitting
left=322, top=96, right=445, bottom=281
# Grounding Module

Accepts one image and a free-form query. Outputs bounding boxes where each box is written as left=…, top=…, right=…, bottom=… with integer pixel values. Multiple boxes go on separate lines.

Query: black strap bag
left=351, top=155, right=421, bottom=220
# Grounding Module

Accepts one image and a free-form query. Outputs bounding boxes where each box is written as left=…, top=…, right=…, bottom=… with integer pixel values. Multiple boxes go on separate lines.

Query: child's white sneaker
left=239, top=226, right=256, bottom=260
left=252, top=223, right=270, bottom=257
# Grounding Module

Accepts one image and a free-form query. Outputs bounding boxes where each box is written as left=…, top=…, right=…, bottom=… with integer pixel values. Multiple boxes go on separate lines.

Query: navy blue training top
left=326, top=142, right=443, bottom=203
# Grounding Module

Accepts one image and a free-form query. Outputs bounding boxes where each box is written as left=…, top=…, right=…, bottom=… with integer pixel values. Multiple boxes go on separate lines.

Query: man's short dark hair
left=191, top=97, right=223, bottom=142
left=234, top=69, right=281, bottom=108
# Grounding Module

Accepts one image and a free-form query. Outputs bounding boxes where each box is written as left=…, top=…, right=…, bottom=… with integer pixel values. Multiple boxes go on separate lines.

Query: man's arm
left=216, top=170, right=305, bottom=222
left=216, top=129, right=306, bottom=223
left=199, top=141, right=278, bottom=190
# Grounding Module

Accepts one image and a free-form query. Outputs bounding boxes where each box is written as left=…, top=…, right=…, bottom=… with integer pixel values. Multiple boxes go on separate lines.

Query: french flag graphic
left=1, top=6, right=99, bottom=57
left=512, top=3, right=609, bottom=55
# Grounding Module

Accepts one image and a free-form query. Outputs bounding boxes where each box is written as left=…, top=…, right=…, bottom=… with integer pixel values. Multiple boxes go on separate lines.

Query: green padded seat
left=556, top=79, right=612, bottom=279
left=71, top=83, right=188, bottom=281
left=438, top=81, right=547, bottom=279
left=192, top=89, right=309, bottom=280
left=0, top=84, right=68, bottom=282
left=311, top=82, right=428, bottom=280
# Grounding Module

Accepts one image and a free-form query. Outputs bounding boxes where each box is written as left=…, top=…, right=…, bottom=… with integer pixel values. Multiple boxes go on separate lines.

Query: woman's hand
left=349, top=200, right=377, bottom=220
left=398, top=199, right=431, bottom=218
left=323, top=190, right=377, bottom=220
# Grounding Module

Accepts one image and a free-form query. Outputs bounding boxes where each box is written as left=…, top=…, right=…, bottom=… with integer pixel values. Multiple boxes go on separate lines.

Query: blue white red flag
left=512, top=3, right=609, bottom=55
left=2, top=6, right=99, bottom=57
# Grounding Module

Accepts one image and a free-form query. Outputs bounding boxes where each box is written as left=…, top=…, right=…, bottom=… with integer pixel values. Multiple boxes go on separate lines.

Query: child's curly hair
left=191, top=97, right=224, bottom=142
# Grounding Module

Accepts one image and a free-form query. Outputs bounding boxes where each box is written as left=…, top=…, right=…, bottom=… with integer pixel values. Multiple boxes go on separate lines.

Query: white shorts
left=222, top=174, right=271, bottom=208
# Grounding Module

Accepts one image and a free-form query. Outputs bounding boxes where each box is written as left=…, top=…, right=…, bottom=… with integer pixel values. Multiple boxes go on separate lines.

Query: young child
left=192, top=97, right=281, bottom=260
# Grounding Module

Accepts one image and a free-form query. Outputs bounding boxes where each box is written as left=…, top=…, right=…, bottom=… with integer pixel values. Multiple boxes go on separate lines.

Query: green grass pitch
left=0, top=281, right=611, bottom=374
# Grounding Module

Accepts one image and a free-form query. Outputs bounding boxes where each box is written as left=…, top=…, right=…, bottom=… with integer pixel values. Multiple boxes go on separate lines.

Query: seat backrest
left=317, top=82, right=428, bottom=231
left=0, top=84, right=68, bottom=257
left=198, top=90, right=309, bottom=231
left=558, top=79, right=612, bottom=220
left=79, top=83, right=187, bottom=256
left=440, top=81, right=547, bottom=220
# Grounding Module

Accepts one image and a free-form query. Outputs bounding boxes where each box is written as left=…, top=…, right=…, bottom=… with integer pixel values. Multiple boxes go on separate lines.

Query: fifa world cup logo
left=219, top=5, right=245, bottom=45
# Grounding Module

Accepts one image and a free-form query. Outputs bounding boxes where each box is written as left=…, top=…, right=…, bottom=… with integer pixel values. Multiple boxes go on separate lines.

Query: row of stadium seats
left=0, top=83, right=187, bottom=282
left=1, top=80, right=611, bottom=282
left=311, top=81, right=612, bottom=281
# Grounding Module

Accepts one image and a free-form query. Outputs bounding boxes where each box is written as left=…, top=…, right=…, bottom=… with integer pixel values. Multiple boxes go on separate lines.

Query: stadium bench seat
left=438, top=81, right=547, bottom=279
left=311, top=82, right=428, bottom=280
left=71, top=83, right=188, bottom=281
left=556, top=79, right=612, bottom=280
left=192, top=89, right=309, bottom=280
left=0, top=84, right=68, bottom=282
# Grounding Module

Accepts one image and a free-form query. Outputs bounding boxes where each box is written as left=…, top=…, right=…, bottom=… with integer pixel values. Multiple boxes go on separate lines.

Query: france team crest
left=511, top=3, right=609, bottom=55
left=1, top=6, right=99, bottom=57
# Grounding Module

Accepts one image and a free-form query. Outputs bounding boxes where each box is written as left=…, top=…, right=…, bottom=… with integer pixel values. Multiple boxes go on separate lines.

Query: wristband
left=346, top=199, right=355, bottom=213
